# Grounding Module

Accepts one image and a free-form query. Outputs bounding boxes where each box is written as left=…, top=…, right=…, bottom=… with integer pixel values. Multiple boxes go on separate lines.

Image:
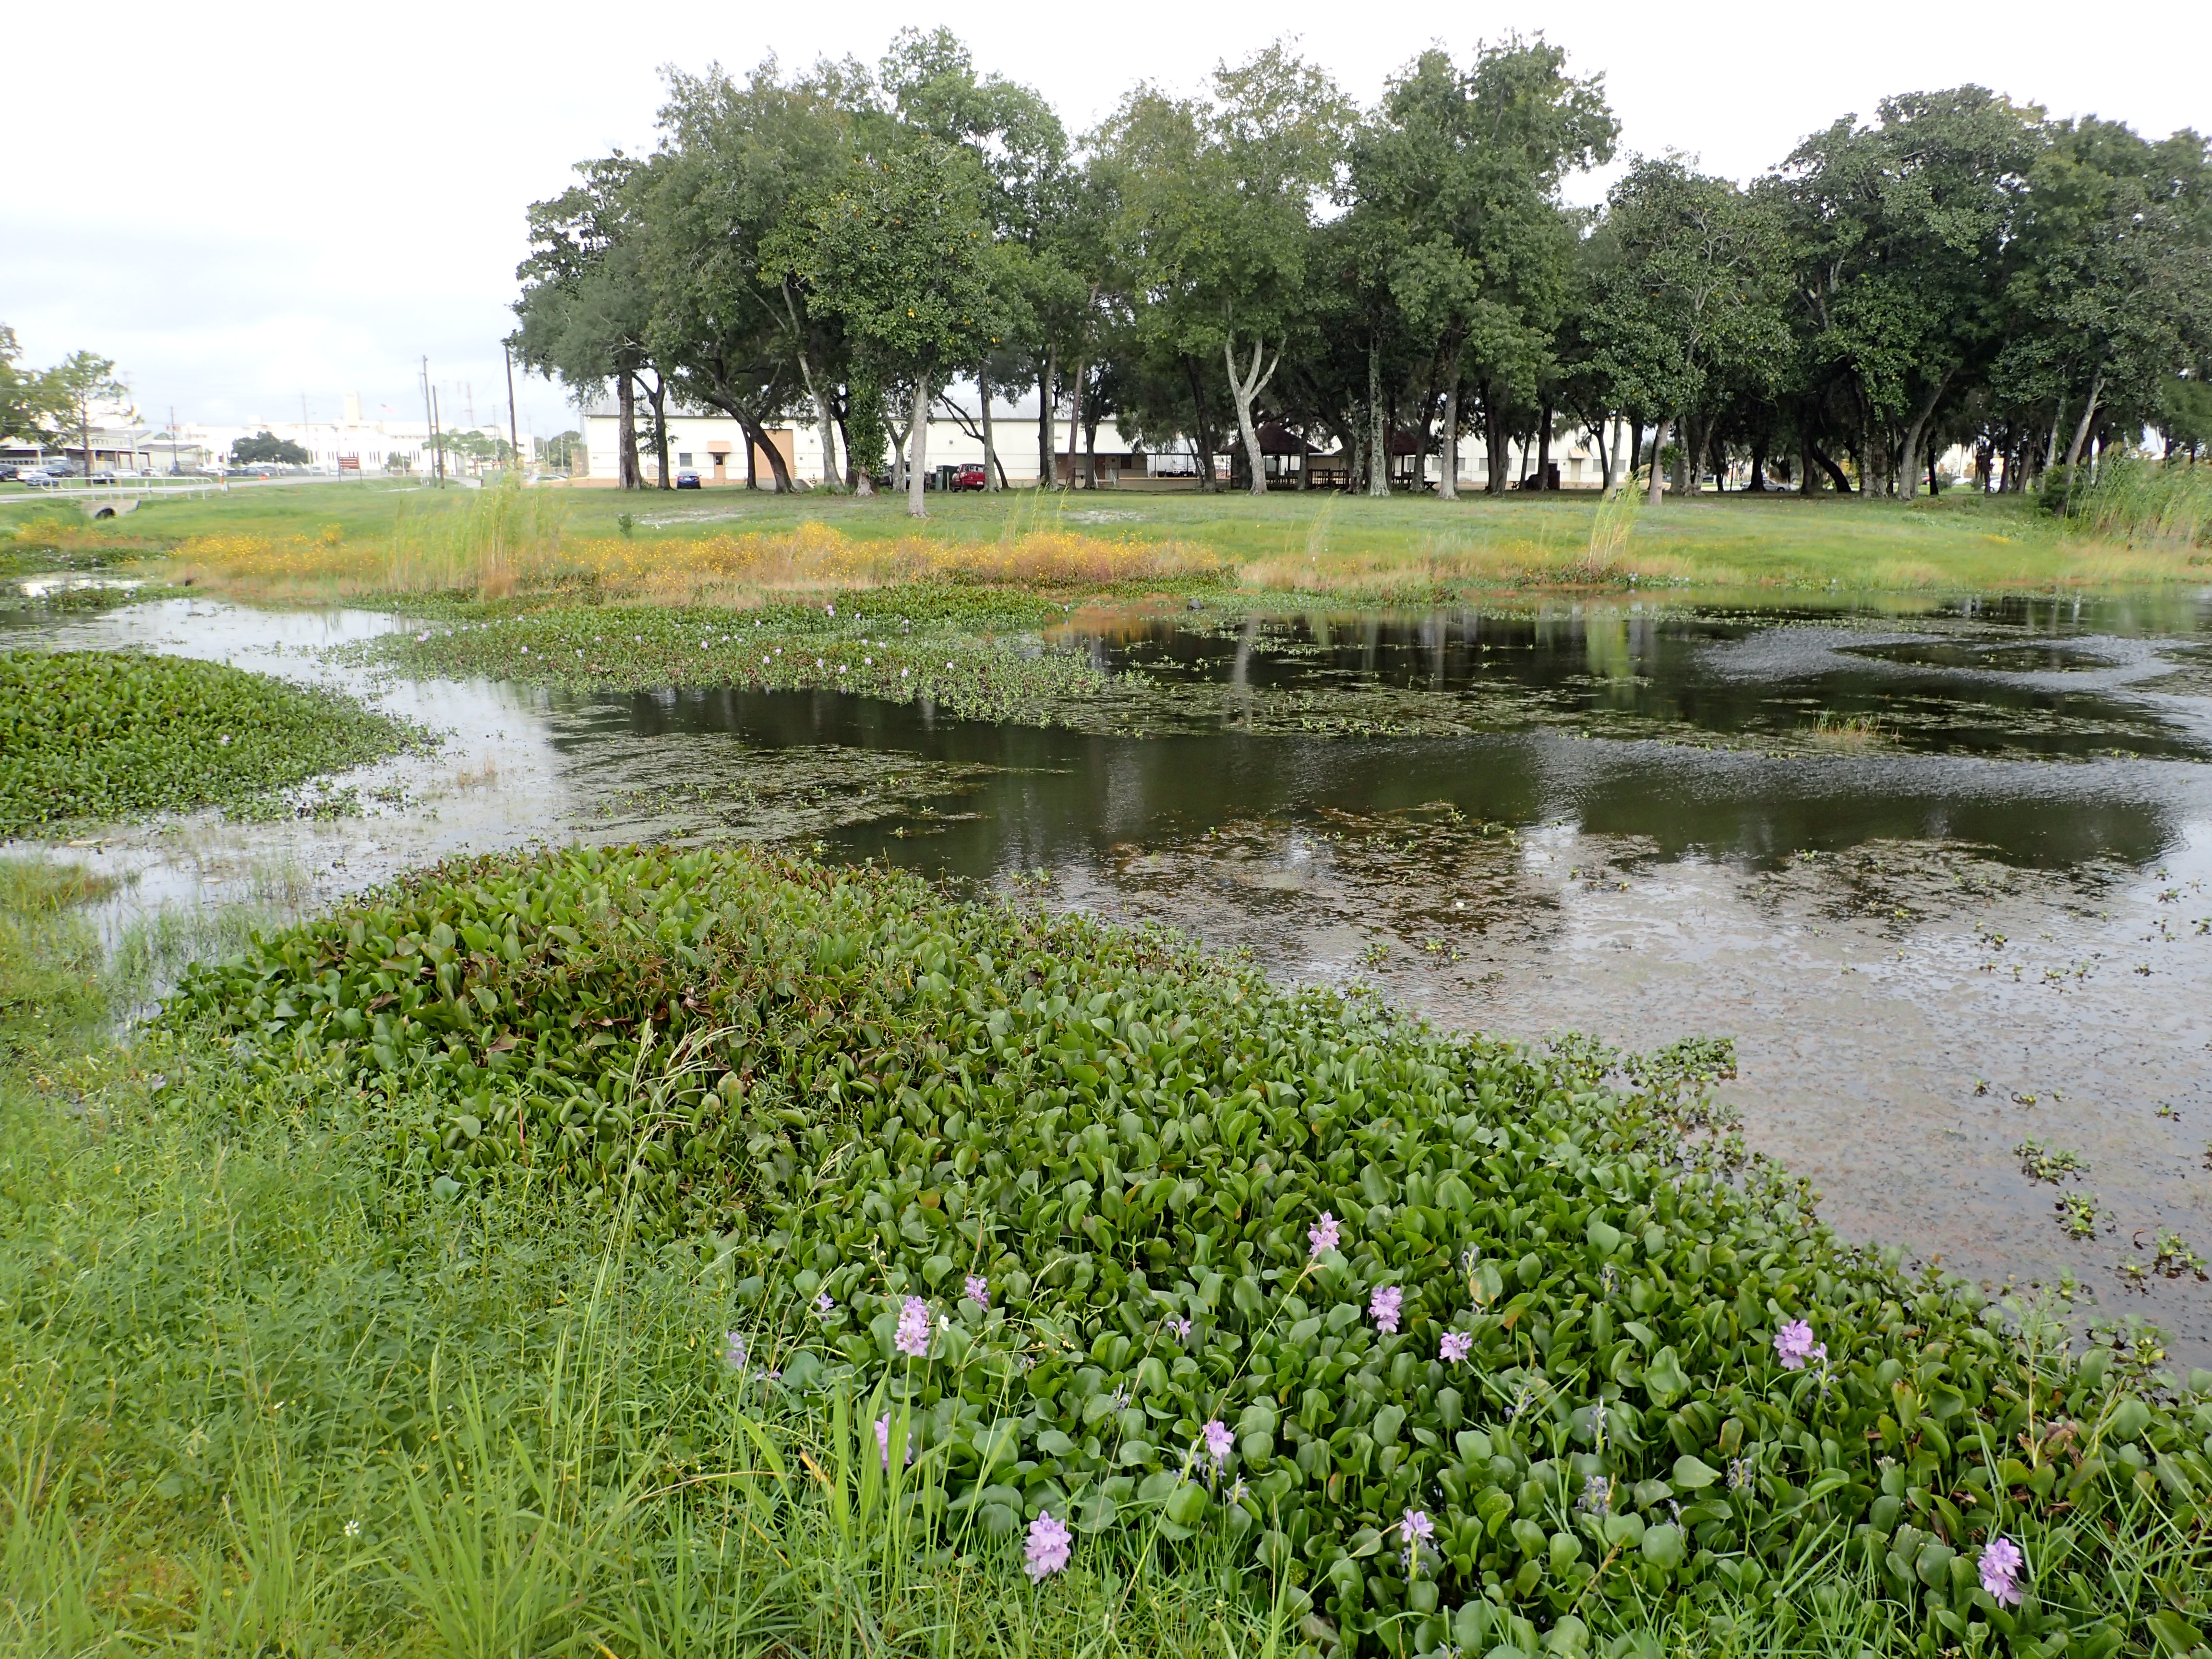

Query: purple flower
left=1773, top=1319, right=1826, bottom=1371
left=965, top=1274, right=990, bottom=1309
left=1166, top=1316, right=1192, bottom=1341
left=1309, top=1213, right=1341, bottom=1257
left=1980, top=1535, right=2024, bottom=1606
left=815, top=1291, right=834, bottom=1316
left=1370, top=1285, right=1403, bottom=1334
left=1440, top=1331, right=1472, bottom=1364
left=1025, top=1511, right=1072, bottom=1581
left=875, top=1413, right=914, bottom=1469
left=1202, top=1419, right=1234, bottom=1468
left=894, top=1296, right=931, bottom=1359
left=722, top=1331, right=747, bottom=1371
left=1400, top=1506, right=1435, bottom=1572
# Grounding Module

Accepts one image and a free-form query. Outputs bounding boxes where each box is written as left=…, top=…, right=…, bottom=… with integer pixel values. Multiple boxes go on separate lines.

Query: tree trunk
left=1226, top=335, right=1278, bottom=499
left=1535, top=401, right=1553, bottom=490
left=1644, top=414, right=1671, bottom=506
left=616, top=371, right=640, bottom=491
left=1626, top=417, right=1644, bottom=493
left=1895, top=371, right=1952, bottom=500
left=792, top=344, right=840, bottom=492
left=977, top=364, right=999, bottom=492
left=1482, top=387, right=1510, bottom=495
left=889, top=411, right=908, bottom=493
left=2063, top=370, right=2104, bottom=469
left=645, top=375, right=672, bottom=489
left=1366, top=337, right=1389, bottom=498
left=1805, top=438, right=1853, bottom=494
left=1066, top=356, right=1087, bottom=488
left=1747, top=429, right=1770, bottom=492
left=737, top=414, right=793, bottom=493
left=1181, top=356, right=1215, bottom=492
left=1438, top=341, right=1462, bottom=502
left=907, top=374, right=930, bottom=519
left=1038, top=349, right=1057, bottom=489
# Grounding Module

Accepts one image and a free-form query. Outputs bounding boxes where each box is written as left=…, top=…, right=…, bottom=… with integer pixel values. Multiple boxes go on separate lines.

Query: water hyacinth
left=1981, top=1536, right=2025, bottom=1606
left=1440, top=1330, right=1472, bottom=1364
left=721, top=1331, right=747, bottom=1371
left=875, top=1413, right=914, bottom=1469
left=894, top=1296, right=931, bottom=1358
left=1308, top=1212, right=1340, bottom=1257
left=814, top=1291, right=834, bottom=1316
left=1202, top=1419, right=1234, bottom=1469
left=1024, top=1511, right=1072, bottom=1581
left=1370, top=1284, right=1403, bottom=1334
left=1401, top=1507, right=1435, bottom=1572
left=964, top=1274, right=989, bottom=1309
left=1165, top=1316, right=1192, bottom=1341
left=1774, top=1318, right=1827, bottom=1370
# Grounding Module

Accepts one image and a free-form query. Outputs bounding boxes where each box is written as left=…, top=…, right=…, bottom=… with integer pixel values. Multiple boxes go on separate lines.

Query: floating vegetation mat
left=0, top=649, right=434, bottom=836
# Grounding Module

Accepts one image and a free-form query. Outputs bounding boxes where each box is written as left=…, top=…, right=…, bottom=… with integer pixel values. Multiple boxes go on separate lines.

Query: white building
left=578, top=392, right=1155, bottom=490
left=171, top=394, right=511, bottom=476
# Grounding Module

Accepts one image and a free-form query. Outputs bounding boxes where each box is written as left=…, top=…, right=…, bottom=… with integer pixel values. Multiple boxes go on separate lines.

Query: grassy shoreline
left=7, top=479, right=2210, bottom=608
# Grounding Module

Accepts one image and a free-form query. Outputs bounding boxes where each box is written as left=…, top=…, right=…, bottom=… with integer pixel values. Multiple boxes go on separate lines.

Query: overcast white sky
left=4, top=0, right=2204, bottom=438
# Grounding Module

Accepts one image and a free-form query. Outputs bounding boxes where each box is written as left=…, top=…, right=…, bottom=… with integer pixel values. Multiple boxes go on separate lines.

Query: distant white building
left=578, top=391, right=1155, bottom=490
left=168, top=394, right=512, bottom=476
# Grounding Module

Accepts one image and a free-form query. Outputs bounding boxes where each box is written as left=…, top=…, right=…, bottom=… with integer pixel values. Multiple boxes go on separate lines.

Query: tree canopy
left=514, top=36, right=2212, bottom=500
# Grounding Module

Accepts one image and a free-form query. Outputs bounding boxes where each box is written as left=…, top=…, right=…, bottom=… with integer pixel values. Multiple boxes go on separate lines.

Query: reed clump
left=2064, top=454, right=2212, bottom=550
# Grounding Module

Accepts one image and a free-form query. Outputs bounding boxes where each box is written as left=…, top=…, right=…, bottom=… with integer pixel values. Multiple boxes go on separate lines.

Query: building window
left=677, top=451, right=693, bottom=467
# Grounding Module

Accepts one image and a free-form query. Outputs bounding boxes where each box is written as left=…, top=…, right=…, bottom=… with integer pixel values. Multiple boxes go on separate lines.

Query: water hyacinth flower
left=875, top=1413, right=914, bottom=1469
left=1166, top=1316, right=1192, bottom=1341
left=965, top=1274, right=990, bottom=1309
left=1308, top=1213, right=1341, bottom=1257
left=815, top=1291, right=834, bottom=1316
left=1025, top=1511, right=1072, bottom=1581
left=1370, top=1285, right=1403, bottom=1334
left=894, top=1296, right=932, bottom=1358
left=1440, top=1330, right=1472, bottom=1364
left=1400, top=1507, right=1435, bottom=1572
left=1773, top=1319, right=1826, bottom=1371
left=1202, top=1419, right=1234, bottom=1469
left=722, top=1331, right=747, bottom=1371
left=1980, top=1536, right=2025, bottom=1606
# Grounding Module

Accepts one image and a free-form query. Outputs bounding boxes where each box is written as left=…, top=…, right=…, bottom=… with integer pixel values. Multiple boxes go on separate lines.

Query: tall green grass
left=2068, top=455, right=2212, bottom=547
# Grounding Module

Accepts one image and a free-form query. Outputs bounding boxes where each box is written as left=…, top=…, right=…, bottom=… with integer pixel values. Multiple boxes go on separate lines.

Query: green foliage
left=0, top=650, right=427, bottom=835
left=229, top=429, right=311, bottom=467
left=169, top=844, right=2212, bottom=1653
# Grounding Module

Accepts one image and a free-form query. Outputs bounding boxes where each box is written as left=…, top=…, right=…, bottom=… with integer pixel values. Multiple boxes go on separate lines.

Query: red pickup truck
left=950, top=464, right=988, bottom=491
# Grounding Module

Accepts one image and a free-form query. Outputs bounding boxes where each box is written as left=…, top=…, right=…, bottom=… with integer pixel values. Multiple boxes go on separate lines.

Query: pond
left=13, top=584, right=2212, bottom=1361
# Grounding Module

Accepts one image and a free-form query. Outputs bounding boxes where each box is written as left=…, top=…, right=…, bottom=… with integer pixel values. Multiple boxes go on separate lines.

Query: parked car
left=17, top=469, right=61, bottom=487
left=674, top=469, right=702, bottom=489
left=949, top=463, right=987, bottom=491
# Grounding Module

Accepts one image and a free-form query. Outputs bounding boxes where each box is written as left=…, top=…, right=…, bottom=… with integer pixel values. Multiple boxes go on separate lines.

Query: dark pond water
left=16, top=587, right=2212, bottom=1364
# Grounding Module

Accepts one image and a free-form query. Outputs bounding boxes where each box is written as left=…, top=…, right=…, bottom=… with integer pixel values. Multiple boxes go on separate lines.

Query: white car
left=16, top=469, right=62, bottom=487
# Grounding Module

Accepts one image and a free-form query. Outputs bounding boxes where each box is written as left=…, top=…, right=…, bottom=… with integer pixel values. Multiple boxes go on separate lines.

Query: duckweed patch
left=169, top=844, right=2212, bottom=1655
left=0, top=649, right=433, bottom=836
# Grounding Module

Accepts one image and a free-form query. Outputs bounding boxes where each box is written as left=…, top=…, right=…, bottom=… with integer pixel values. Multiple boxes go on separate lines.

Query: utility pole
left=420, top=358, right=439, bottom=486
left=431, top=387, right=445, bottom=485
left=169, top=404, right=180, bottom=475
left=503, top=339, right=519, bottom=472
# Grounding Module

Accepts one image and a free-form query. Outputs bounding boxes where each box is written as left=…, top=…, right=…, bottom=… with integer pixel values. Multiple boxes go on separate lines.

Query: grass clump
left=161, top=843, right=2212, bottom=1656
left=0, top=649, right=431, bottom=837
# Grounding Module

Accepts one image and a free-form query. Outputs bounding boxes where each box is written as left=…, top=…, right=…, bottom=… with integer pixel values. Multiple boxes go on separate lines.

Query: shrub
left=170, top=846, right=2212, bottom=1653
